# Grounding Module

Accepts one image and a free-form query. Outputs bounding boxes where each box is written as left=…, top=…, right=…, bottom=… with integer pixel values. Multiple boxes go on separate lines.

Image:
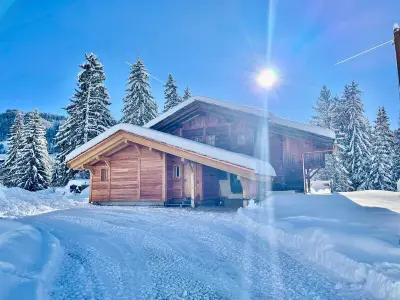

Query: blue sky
left=0, top=0, right=399, bottom=127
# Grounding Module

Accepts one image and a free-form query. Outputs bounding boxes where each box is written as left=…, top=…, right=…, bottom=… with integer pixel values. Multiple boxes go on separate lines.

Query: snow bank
left=0, top=185, right=88, bottom=219
left=240, top=193, right=400, bottom=299
left=341, top=190, right=400, bottom=214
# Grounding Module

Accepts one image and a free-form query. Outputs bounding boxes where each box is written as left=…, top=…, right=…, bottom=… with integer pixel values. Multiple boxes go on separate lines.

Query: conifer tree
left=121, top=57, right=158, bottom=125
left=368, top=107, right=395, bottom=190
left=340, top=81, right=372, bottom=190
left=3, top=112, right=24, bottom=187
left=52, top=53, right=114, bottom=186
left=311, top=86, right=335, bottom=128
left=163, top=74, right=181, bottom=112
left=15, top=109, right=50, bottom=191
left=182, top=87, right=192, bottom=101
left=393, top=128, right=400, bottom=184
left=76, top=53, right=115, bottom=143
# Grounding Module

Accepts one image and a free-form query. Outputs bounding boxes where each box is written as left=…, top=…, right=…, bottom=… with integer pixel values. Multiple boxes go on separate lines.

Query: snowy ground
left=0, top=188, right=399, bottom=299
left=341, top=190, right=400, bottom=213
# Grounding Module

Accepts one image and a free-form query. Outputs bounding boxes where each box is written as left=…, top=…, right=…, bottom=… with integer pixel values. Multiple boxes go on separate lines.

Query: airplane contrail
left=125, top=61, right=165, bottom=84
left=334, top=39, right=393, bottom=66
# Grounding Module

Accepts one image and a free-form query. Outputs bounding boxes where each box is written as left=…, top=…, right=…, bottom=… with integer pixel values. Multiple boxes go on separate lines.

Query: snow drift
left=0, top=184, right=88, bottom=219
left=240, top=193, right=400, bottom=299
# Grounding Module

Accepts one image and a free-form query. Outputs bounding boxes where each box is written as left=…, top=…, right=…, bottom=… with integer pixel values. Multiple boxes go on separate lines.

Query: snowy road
left=1, top=206, right=369, bottom=299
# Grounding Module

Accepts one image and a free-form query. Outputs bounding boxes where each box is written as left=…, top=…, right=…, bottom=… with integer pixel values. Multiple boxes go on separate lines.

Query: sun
left=256, top=68, right=278, bottom=89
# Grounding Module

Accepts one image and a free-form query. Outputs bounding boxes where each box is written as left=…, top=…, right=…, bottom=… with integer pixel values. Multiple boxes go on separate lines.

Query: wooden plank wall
left=178, top=114, right=255, bottom=156
left=90, top=144, right=163, bottom=202
left=140, top=149, right=163, bottom=200
left=92, top=161, right=109, bottom=201
left=166, top=154, right=183, bottom=199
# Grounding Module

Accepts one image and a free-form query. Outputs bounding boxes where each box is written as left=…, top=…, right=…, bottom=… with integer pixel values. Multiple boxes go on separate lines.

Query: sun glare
left=257, top=68, right=278, bottom=89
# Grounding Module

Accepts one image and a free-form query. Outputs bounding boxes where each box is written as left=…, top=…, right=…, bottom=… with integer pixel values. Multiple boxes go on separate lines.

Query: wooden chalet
left=66, top=97, right=335, bottom=207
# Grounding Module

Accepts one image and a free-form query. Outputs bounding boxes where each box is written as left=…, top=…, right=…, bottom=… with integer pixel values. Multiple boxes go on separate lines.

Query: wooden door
left=183, top=163, right=192, bottom=198
left=110, top=159, right=140, bottom=201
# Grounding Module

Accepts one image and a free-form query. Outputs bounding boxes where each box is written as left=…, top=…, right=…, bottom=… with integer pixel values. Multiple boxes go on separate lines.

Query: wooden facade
left=67, top=99, right=334, bottom=206
left=90, top=145, right=164, bottom=203
left=151, top=105, right=333, bottom=191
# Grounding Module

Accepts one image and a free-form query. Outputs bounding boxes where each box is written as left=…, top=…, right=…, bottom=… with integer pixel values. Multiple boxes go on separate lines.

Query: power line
left=334, top=39, right=393, bottom=66
left=125, top=61, right=165, bottom=84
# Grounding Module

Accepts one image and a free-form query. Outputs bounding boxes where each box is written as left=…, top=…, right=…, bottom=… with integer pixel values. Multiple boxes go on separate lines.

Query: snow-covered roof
left=66, top=124, right=276, bottom=177
left=144, top=96, right=335, bottom=139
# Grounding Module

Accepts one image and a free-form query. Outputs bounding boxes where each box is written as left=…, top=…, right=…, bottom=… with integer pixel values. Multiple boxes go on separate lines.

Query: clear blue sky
left=0, top=0, right=399, bottom=127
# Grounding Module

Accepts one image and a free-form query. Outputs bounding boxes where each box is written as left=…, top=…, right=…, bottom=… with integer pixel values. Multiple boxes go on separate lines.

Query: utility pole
left=394, top=24, right=400, bottom=86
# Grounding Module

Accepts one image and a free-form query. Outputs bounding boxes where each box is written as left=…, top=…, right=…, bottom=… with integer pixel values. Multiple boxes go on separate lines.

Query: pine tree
left=182, top=87, right=192, bottom=101
left=311, top=86, right=335, bottom=128
left=393, top=128, right=400, bottom=184
left=339, top=81, right=372, bottom=190
left=3, top=112, right=24, bottom=187
left=368, top=107, right=395, bottom=190
left=163, top=74, right=181, bottom=112
left=52, top=53, right=114, bottom=186
left=15, top=109, right=50, bottom=191
left=121, top=57, right=158, bottom=125
left=76, top=53, right=115, bottom=143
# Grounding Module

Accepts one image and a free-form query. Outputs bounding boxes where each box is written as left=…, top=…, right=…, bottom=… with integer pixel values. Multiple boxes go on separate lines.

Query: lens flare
left=257, top=68, right=278, bottom=89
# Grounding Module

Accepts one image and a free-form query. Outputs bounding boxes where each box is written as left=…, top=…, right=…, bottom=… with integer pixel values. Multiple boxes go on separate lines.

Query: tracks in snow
left=2, top=207, right=370, bottom=299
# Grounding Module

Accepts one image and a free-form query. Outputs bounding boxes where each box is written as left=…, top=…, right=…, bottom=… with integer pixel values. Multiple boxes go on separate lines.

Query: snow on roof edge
left=144, top=96, right=335, bottom=139
left=66, top=123, right=276, bottom=177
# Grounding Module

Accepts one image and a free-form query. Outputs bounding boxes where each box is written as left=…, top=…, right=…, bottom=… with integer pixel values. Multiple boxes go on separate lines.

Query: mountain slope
left=0, top=110, right=65, bottom=154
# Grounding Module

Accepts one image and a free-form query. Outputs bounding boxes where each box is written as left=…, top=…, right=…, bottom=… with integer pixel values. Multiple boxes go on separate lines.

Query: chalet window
left=100, top=169, right=108, bottom=182
left=237, top=134, right=246, bottom=145
left=205, top=135, right=216, bottom=146
left=174, top=165, right=181, bottom=178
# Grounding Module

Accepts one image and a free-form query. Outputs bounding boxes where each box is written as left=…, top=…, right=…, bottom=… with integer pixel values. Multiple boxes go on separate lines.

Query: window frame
left=173, top=165, right=181, bottom=179
left=100, top=168, right=108, bottom=182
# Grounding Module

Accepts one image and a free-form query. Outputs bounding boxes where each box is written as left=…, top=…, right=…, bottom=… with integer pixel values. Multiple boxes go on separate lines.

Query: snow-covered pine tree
left=340, top=81, right=372, bottom=190
left=310, top=88, right=350, bottom=191
left=77, top=53, right=115, bottom=143
left=182, top=87, right=192, bottom=101
left=393, top=128, right=400, bottom=184
left=368, top=107, right=395, bottom=190
left=121, top=57, right=158, bottom=125
left=311, top=86, right=335, bottom=128
left=15, top=109, right=51, bottom=191
left=163, top=74, right=181, bottom=112
left=3, top=112, right=24, bottom=187
left=52, top=53, right=114, bottom=186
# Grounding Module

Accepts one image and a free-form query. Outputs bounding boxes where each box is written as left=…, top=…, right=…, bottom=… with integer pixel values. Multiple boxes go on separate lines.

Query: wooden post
left=162, top=152, right=167, bottom=202
left=197, top=164, right=203, bottom=201
left=189, top=162, right=196, bottom=208
left=88, top=168, right=93, bottom=203
left=240, top=176, right=250, bottom=207
left=104, top=160, right=111, bottom=201
left=138, top=157, right=141, bottom=200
